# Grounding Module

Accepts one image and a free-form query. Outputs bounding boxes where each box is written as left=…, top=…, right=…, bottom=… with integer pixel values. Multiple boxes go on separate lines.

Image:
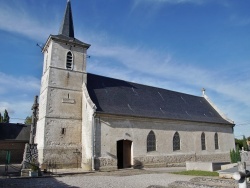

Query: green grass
left=171, top=170, right=219, bottom=176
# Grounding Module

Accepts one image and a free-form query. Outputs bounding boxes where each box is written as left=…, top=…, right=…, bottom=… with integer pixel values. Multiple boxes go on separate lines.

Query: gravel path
left=0, top=168, right=195, bottom=188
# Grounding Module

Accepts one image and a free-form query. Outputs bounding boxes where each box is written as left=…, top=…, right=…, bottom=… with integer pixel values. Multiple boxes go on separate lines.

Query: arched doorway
left=117, top=140, right=132, bottom=169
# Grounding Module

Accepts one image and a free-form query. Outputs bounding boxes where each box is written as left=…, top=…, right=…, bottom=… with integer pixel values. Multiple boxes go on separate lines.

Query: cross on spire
left=59, top=0, right=74, bottom=38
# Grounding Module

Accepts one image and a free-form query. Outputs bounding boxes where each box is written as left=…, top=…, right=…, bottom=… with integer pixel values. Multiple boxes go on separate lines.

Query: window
left=61, top=128, right=66, bottom=135
left=147, top=130, right=156, bottom=152
left=173, top=132, right=180, bottom=151
left=201, top=132, right=206, bottom=150
left=66, top=51, right=73, bottom=69
left=214, top=133, right=219, bottom=150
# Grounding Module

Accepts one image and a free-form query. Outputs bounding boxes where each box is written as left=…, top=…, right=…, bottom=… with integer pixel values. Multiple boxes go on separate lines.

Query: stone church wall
left=36, top=38, right=86, bottom=169
left=94, top=114, right=234, bottom=170
left=81, top=83, right=96, bottom=170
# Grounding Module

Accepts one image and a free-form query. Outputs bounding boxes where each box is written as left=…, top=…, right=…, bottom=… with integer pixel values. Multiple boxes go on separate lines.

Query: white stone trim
left=203, top=94, right=234, bottom=124
left=82, top=83, right=96, bottom=110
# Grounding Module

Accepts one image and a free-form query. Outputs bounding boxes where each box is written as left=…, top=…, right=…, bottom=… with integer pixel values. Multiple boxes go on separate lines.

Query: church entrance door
left=117, top=140, right=132, bottom=169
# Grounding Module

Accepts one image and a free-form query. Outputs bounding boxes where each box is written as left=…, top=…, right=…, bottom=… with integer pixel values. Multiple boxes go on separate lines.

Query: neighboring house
left=0, top=123, right=30, bottom=164
left=36, top=0, right=235, bottom=170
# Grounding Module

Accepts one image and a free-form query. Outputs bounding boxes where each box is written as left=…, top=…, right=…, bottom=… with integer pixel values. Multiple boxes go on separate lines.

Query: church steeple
left=59, top=0, right=74, bottom=38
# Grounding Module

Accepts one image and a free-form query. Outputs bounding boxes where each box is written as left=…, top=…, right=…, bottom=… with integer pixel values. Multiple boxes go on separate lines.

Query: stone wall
left=81, top=83, right=96, bottom=170
left=94, top=114, right=234, bottom=170
left=94, top=153, right=230, bottom=170
left=36, top=37, right=87, bottom=169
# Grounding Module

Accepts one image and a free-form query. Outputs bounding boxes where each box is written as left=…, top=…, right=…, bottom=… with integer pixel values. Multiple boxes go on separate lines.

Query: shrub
left=230, top=145, right=241, bottom=163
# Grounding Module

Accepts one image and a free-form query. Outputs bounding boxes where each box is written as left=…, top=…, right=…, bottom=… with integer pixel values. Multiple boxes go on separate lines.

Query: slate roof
left=50, top=34, right=90, bottom=48
left=87, top=73, right=233, bottom=125
left=59, top=0, right=74, bottom=38
left=0, top=123, right=30, bottom=141
left=49, top=0, right=90, bottom=48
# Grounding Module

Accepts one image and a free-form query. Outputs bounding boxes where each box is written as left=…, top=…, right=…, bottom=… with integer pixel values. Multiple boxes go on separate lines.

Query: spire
left=59, top=0, right=74, bottom=38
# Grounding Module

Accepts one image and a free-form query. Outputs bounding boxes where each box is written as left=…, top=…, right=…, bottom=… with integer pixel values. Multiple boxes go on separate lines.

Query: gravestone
left=240, top=149, right=250, bottom=165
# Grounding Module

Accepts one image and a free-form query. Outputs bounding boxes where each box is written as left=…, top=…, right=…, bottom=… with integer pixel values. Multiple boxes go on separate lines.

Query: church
left=36, top=0, right=235, bottom=171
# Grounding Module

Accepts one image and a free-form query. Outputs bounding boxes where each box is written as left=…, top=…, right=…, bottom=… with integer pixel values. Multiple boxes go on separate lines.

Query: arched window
left=201, top=132, right=206, bottom=150
left=147, top=130, right=156, bottom=152
left=214, top=133, right=219, bottom=150
left=66, top=51, right=73, bottom=70
left=173, top=132, right=180, bottom=151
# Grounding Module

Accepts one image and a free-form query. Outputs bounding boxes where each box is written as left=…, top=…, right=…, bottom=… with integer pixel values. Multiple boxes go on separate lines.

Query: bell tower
left=36, top=0, right=90, bottom=168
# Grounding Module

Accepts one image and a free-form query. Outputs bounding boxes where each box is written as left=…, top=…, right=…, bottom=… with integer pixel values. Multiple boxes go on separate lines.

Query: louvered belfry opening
left=66, top=51, right=73, bottom=69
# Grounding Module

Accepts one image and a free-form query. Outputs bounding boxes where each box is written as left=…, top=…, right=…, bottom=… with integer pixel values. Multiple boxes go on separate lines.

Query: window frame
left=173, top=132, right=180, bottom=151
left=147, top=130, right=156, bottom=152
left=214, top=132, right=219, bottom=150
left=201, top=132, right=206, bottom=150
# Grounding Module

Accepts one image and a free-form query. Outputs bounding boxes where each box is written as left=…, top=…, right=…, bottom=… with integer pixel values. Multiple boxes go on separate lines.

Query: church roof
left=87, top=73, right=233, bottom=125
left=50, top=34, right=90, bottom=48
left=59, top=0, right=74, bottom=38
left=45, top=0, right=90, bottom=49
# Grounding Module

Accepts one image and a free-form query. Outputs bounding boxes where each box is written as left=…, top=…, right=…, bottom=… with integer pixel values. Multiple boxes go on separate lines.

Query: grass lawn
left=171, top=170, right=219, bottom=176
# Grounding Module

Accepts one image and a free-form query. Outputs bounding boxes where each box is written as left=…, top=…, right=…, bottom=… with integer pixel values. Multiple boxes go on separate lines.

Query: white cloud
left=0, top=2, right=57, bottom=41
left=0, top=72, right=40, bottom=122
left=131, top=0, right=230, bottom=11
left=132, top=0, right=206, bottom=8
left=0, top=0, right=248, bottom=135
left=87, top=45, right=250, bottom=135
left=0, top=101, right=33, bottom=123
left=85, top=34, right=250, bottom=112
left=0, top=72, right=40, bottom=94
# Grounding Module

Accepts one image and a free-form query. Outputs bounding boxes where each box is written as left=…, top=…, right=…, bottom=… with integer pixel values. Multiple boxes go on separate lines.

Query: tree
left=243, top=135, right=248, bottom=151
left=3, top=109, right=9, bottom=123
left=0, top=112, right=2, bottom=123
left=24, top=116, right=32, bottom=125
left=230, top=145, right=241, bottom=163
left=235, top=138, right=243, bottom=149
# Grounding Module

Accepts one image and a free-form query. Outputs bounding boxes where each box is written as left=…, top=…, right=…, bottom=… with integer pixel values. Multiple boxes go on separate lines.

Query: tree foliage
left=24, top=116, right=32, bottom=125
left=3, top=109, right=9, bottom=123
left=230, top=145, right=241, bottom=163
left=0, top=112, right=2, bottom=123
left=235, top=136, right=249, bottom=151
left=235, top=138, right=244, bottom=149
left=243, top=135, right=248, bottom=151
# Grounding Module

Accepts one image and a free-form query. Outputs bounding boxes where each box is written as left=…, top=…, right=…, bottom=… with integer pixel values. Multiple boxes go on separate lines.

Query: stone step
left=21, top=169, right=30, bottom=177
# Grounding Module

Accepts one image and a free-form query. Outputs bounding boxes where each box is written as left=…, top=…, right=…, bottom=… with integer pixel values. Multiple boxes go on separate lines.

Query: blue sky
left=0, top=0, right=249, bottom=138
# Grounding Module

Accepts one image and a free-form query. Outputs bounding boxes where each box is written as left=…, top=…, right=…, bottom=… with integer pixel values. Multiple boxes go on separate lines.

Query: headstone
left=240, top=150, right=250, bottom=165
